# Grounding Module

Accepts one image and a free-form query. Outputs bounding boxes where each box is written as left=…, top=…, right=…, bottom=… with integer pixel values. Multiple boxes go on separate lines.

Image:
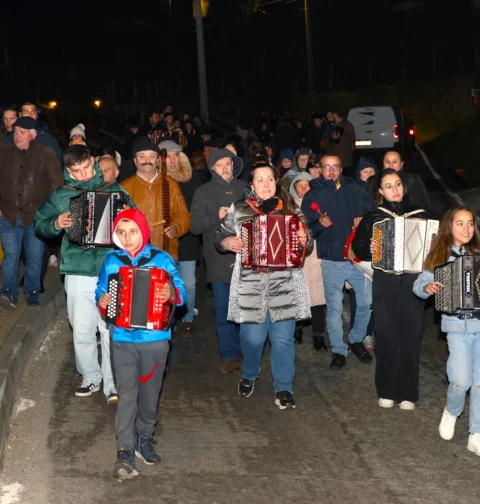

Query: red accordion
left=241, top=214, right=305, bottom=270
left=105, top=267, right=174, bottom=330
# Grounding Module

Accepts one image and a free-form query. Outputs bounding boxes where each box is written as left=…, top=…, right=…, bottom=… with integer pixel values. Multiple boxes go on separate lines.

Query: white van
left=347, top=106, right=415, bottom=154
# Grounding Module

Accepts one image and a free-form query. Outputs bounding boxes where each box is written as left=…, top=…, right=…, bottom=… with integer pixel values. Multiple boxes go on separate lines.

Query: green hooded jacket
left=34, top=161, right=134, bottom=277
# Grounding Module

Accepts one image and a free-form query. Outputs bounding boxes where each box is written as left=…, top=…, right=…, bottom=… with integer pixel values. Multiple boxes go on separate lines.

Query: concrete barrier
left=0, top=278, right=66, bottom=468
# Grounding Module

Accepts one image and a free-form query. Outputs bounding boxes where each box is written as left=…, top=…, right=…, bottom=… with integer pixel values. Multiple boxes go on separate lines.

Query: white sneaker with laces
left=439, top=407, right=457, bottom=440
left=399, top=400, right=416, bottom=410
left=379, top=398, right=394, bottom=408
left=467, top=433, right=480, bottom=456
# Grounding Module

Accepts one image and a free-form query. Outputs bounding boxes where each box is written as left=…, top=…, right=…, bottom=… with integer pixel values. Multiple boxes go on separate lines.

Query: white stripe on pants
left=65, top=275, right=114, bottom=396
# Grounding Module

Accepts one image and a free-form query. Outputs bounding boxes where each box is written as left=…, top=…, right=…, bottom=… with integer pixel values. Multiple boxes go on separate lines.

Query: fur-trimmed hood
left=168, top=152, right=193, bottom=183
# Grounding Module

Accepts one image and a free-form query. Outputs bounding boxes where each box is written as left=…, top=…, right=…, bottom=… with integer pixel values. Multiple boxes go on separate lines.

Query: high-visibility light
left=409, top=128, right=415, bottom=136
left=393, top=124, right=399, bottom=139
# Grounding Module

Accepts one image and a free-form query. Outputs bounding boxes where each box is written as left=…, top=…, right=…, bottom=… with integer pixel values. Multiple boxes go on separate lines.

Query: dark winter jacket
left=0, top=140, right=63, bottom=228
left=34, top=161, right=133, bottom=277
left=190, top=149, right=246, bottom=282
left=301, top=175, right=375, bottom=261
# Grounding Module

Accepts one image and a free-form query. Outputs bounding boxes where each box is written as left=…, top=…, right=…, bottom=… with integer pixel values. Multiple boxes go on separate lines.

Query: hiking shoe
left=107, top=391, right=119, bottom=405
left=275, top=391, right=296, bottom=410
left=218, top=359, right=240, bottom=374
left=0, top=290, right=17, bottom=310
left=399, top=400, right=416, bottom=411
left=113, top=448, right=139, bottom=479
left=193, top=308, right=199, bottom=317
left=312, top=334, right=328, bottom=351
left=363, top=335, right=375, bottom=351
left=135, top=435, right=161, bottom=465
left=49, top=254, right=58, bottom=267
left=26, top=291, right=40, bottom=307
left=75, top=381, right=100, bottom=397
left=330, top=353, right=346, bottom=369
left=439, top=407, right=457, bottom=440
left=379, top=398, right=394, bottom=408
left=238, top=378, right=255, bottom=398
left=467, top=433, right=480, bottom=456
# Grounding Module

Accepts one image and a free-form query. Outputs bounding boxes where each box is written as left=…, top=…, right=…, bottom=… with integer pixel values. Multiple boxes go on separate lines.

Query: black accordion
left=434, top=256, right=480, bottom=314
left=68, top=191, right=128, bottom=246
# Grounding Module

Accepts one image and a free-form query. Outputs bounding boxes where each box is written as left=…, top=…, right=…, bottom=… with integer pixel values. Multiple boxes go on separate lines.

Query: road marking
left=0, top=483, right=24, bottom=504
left=416, top=145, right=466, bottom=207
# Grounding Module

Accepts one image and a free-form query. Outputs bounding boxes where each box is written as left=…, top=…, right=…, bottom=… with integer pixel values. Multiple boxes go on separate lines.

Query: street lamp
left=49, top=101, right=57, bottom=109
left=94, top=99, right=101, bottom=108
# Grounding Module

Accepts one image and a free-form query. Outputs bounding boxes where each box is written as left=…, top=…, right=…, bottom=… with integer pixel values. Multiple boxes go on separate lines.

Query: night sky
left=1, top=0, right=478, bottom=105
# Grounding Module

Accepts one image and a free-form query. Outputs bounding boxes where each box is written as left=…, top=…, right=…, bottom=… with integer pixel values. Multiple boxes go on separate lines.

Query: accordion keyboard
left=434, top=263, right=452, bottom=313
left=372, top=227, right=382, bottom=264
left=106, top=277, right=119, bottom=321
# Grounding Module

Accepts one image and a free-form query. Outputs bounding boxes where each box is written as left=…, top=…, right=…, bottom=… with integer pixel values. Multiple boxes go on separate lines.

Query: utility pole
left=304, top=0, right=315, bottom=110
left=195, top=0, right=210, bottom=122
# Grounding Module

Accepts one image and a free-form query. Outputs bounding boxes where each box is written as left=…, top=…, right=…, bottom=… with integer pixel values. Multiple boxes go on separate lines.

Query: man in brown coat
left=0, top=117, right=63, bottom=309
left=121, top=137, right=190, bottom=260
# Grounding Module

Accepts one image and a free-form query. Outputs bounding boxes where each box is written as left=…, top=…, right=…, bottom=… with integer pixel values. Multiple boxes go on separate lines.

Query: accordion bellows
left=434, top=256, right=480, bottom=313
left=106, top=267, right=174, bottom=330
left=372, top=217, right=439, bottom=274
left=69, top=191, right=128, bottom=246
left=241, top=214, right=305, bottom=270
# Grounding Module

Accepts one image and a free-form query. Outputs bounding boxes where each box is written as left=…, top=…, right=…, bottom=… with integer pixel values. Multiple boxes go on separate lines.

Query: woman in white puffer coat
left=289, top=172, right=327, bottom=351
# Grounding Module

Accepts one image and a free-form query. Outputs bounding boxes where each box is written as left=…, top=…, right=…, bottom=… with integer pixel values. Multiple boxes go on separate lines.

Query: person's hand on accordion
left=99, top=293, right=112, bottom=309
left=55, top=211, right=72, bottom=230
left=297, top=226, right=308, bottom=247
left=157, top=282, right=174, bottom=304
left=222, top=235, right=245, bottom=254
left=424, top=281, right=444, bottom=295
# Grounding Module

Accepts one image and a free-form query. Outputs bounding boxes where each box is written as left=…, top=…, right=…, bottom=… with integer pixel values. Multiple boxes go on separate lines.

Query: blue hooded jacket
left=95, top=209, right=186, bottom=344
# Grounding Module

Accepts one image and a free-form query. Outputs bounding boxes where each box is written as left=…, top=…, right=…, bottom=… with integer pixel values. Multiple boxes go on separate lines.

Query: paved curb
left=0, top=279, right=66, bottom=468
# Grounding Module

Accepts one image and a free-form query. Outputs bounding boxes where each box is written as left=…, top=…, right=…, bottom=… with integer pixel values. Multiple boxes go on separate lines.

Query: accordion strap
left=116, top=249, right=161, bottom=268
left=377, top=207, right=425, bottom=219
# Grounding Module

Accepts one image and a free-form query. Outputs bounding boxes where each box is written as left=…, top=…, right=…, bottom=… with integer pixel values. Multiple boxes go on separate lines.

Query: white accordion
left=372, top=216, right=439, bottom=274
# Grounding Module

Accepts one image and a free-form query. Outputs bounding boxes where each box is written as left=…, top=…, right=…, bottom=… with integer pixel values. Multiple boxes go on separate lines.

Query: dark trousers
left=113, top=340, right=169, bottom=451
left=349, top=289, right=374, bottom=336
left=297, top=304, right=326, bottom=335
left=373, top=272, right=424, bottom=403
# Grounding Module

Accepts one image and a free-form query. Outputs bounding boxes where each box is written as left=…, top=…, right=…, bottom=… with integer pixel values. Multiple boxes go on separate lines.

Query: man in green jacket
left=34, top=145, right=133, bottom=403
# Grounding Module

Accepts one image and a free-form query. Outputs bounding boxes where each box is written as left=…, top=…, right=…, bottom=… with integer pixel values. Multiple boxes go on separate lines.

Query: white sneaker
left=439, top=407, right=457, bottom=440
left=379, top=398, right=394, bottom=408
left=467, top=433, right=480, bottom=456
left=194, top=308, right=199, bottom=317
left=49, top=254, right=58, bottom=267
left=399, top=401, right=416, bottom=410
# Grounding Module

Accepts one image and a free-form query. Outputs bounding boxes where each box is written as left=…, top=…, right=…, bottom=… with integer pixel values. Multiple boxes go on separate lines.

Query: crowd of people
left=0, top=102, right=479, bottom=479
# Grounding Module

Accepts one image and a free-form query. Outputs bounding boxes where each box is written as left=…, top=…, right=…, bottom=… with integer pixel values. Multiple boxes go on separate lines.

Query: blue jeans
left=240, top=310, right=296, bottom=392
left=0, top=216, right=45, bottom=303
left=211, top=282, right=240, bottom=361
left=446, top=332, right=480, bottom=433
left=322, top=260, right=372, bottom=356
left=177, top=260, right=196, bottom=322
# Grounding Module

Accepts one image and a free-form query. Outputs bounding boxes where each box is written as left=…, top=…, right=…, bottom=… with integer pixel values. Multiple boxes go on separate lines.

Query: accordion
left=241, top=214, right=305, bottom=270
left=69, top=191, right=128, bottom=246
left=434, top=256, right=480, bottom=314
left=106, top=267, right=175, bottom=330
left=372, top=217, right=439, bottom=274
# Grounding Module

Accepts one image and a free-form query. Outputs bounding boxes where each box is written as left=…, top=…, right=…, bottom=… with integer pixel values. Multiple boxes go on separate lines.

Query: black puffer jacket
left=352, top=200, right=427, bottom=262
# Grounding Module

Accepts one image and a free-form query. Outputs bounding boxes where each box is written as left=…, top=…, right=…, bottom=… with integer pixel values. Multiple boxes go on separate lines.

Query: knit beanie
left=70, top=123, right=86, bottom=139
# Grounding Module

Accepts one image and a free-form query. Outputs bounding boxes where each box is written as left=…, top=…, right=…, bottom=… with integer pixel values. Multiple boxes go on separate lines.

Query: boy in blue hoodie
left=96, top=208, right=186, bottom=479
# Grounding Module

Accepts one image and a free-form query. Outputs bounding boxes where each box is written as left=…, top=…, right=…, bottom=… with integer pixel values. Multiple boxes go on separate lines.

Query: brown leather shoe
left=218, top=360, right=240, bottom=374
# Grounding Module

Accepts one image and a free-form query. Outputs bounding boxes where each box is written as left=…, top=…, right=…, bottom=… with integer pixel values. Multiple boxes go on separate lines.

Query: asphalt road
left=1, top=148, right=479, bottom=504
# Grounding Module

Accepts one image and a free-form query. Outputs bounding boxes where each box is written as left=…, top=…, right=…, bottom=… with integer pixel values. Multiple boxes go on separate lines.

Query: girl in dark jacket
left=352, top=169, right=428, bottom=410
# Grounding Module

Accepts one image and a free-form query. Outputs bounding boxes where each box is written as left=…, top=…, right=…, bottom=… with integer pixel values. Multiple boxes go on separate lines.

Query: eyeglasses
left=381, top=181, right=403, bottom=191
left=321, top=164, right=341, bottom=171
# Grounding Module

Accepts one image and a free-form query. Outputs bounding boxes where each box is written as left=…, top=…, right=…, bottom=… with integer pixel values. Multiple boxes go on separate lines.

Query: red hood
left=112, top=209, right=151, bottom=258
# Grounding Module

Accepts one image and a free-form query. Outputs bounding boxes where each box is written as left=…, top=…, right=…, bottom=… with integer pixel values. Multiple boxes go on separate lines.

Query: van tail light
left=408, top=128, right=415, bottom=136
left=393, top=124, right=399, bottom=139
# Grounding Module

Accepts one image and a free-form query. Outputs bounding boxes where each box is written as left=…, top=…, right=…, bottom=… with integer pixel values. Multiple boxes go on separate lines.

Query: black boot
left=312, top=334, right=328, bottom=351
left=294, top=327, right=303, bottom=345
